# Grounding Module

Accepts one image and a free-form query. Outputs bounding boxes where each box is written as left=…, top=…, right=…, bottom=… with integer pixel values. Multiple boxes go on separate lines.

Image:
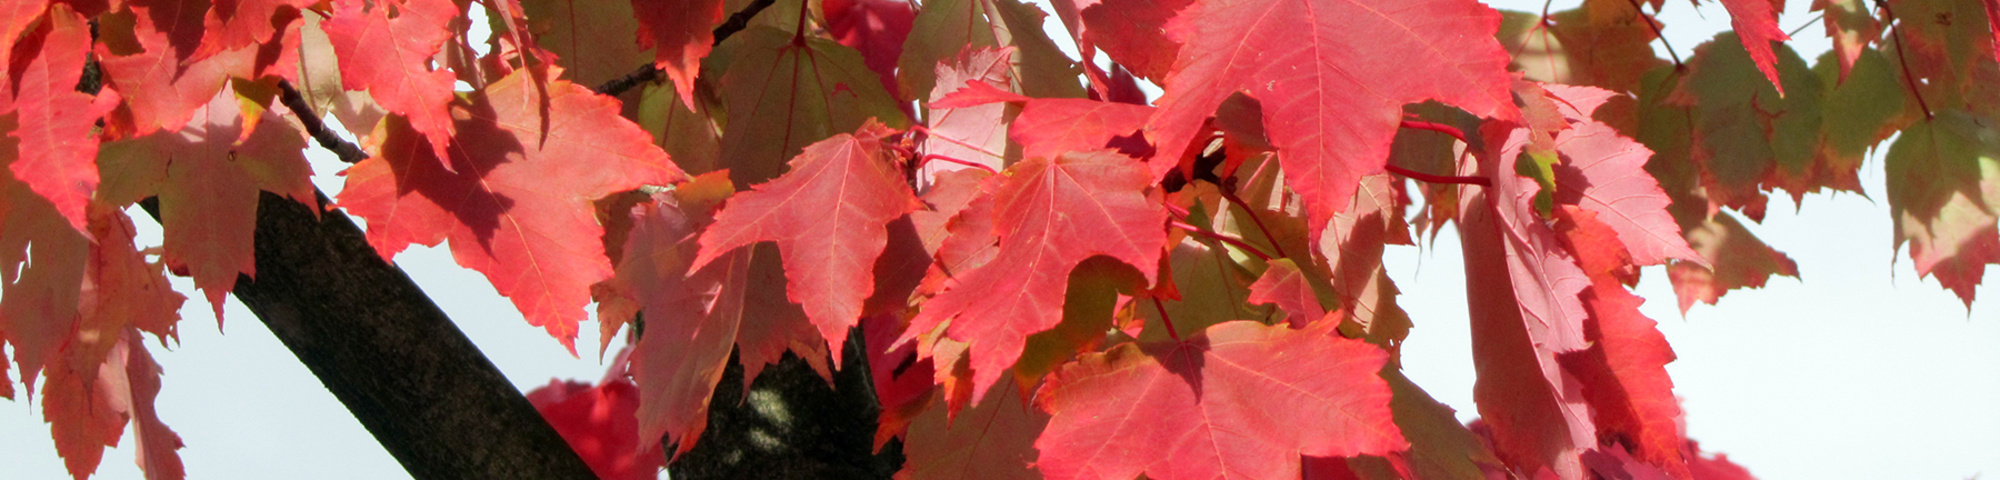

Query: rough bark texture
left=145, top=193, right=599, bottom=480
left=670, top=337, right=904, bottom=479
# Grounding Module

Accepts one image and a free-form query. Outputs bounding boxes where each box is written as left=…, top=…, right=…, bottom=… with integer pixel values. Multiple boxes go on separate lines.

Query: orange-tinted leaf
left=902, top=150, right=1164, bottom=405
left=339, top=70, right=685, bottom=352
left=1144, top=0, right=1517, bottom=235
left=322, top=0, right=461, bottom=163
left=633, top=0, right=724, bottom=107
left=1033, top=320, right=1404, bottom=480
left=692, top=121, right=921, bottom=361
left=96, top=87, right=315, bottom=320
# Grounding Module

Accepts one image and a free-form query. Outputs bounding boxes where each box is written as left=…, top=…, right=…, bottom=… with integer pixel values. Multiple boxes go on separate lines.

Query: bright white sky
left=4, top=0, right=1998, bottom=478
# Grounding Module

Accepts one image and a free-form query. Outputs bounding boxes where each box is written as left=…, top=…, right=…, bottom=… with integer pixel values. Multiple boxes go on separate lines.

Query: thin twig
left=1627, top=0, right=1683, bottom=68
left=1152, top=297, right=1181, bottom=341
left=1786, top=11, right=1825, bottom=38
left=1171, top=220, right=1276, bottom=261
left=1217, top=189, right=1290, bottom=259
left=278, top=80, right=369, bottom=164
left=1875, top=0, right=1934, bottom=120
left=593, top=0, right=778, bottom=96
left=1385, top=164, right=1491, bottom=186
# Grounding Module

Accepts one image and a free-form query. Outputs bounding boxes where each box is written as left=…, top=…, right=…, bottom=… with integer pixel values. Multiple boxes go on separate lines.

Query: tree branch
left=277, top=80, right=368, bottom=164
left=140, top=193, right=597, bottom=480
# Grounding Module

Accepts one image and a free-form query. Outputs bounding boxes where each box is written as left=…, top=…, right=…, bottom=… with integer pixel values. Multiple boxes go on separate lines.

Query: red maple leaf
left=339, top=69, right=685, bottom=353
left=1542, top=85, right=1702, bottom=267
left=632, top=0, right=725, bottom=109
left=1554, top=206, right=1688, bottom=478
left=96, top=87, right=315, bottom=320
left=201, top=0, right=314, bottom=55
left=1143, top=0, right=1517, bottom=236
left=825, top=0, right=917, bottom=98
left=900, top=150, right=1165, bottom=404
left=1246, top=259, right=1327, bottom=327
left=96, top=6, right=260, bottom=137
left=527, top=375, right=667, bottom=480
left=1716, top=0, right=1790, bottom=93
left=1033, top=319, right=1404, bottom=480
left=322, top=0, right=461, bottom=163
left=918, top=47, right=1019, bottom=183
left=8, top=6, right=115, bottom=232
left=691, top=121, right=921, bottom=362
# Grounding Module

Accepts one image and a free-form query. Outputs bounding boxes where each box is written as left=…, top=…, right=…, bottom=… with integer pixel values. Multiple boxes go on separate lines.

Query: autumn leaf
left=1247, top=258, right=1327, bottom=326
left=919, top=47, right=1020, bottom=182
left=9, top=6, right=115, bottom=232
left=0, top=113, right=90, bottom=393
left=1079, top=0, right=1193, bottom=82
left=1033, top=319, right=1404, bottom=480
left=1671, top=32, right=1828, bottom=215
left=339, top=69, right=685, bottom=352
left=902, top=150, right=1165, bottom=405
left=1010, top=98, right=1154, bottom=161
left=825, top=0, right=918, bottom=97
left=898, top=376, right=1047, bottom=480
left=1144, top=0, right=1518, bottom=238
left=1541, top=85, right=1702, bottom=267
left=633, top=0, right=725, bottom=107
left=521, top=0, right=652, bottom=88
left=527, top=377, right=667, bottom=480
left=897, top=0, right=1083, bottom=100
left=710, top=26, right=908, bottom=188
left=1553, top=206, right=1688, bottom=478
left=1885, top=111, right=2000, bottom=306
left=97, top=87, right=315, bottom=320
left=1716, top=0, right=1791, bottom=93
left=692, top=121, right=922, bottom=361
left=322, top=0, right=462, bottom=163
left=201, top=0, right=314, bottom=56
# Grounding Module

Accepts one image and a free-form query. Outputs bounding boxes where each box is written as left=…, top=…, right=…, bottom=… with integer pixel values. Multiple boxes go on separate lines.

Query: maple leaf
left=1665, top=212, right=1800, bottom=313
left=96, top=87, right=315, bottom=320
left=900, top=150, right=1166, bottom=405
left=1247, top=258, right=1328, bottom=326
left=201, top=0, right=314, bottom=55
left=1552, top=207, right=1688, bottom=478
left=1540, top=85, right=1702, bottom=267
left=96, top=0, right=285, bottom=137
left=41, top=329, right=187, bottom=480
left=691, top=121, right=922, bottom=362
left=1032, top=319, right=1404, bottom=480
left=898, top=376, right=1047, bottom=480
left=294, top=12, right=390, bottom=142
left=527, top=377, right=667, bottom=480
left=0, top=113, right=90, bottom=393
left=1455, top=121, right=1597, bottom=479
left=634, top=81, right=722, bottom=175
left=1885, top=111, right=2000, bottom=306
left=339, top=69, right=685, bottom=352
left=1144, top=0, right=1518, bottom=238
left=322, top=0, right=462, bottom=163
left=825, top=0, right=918, bottom=97
left=1010, top=98, right=1155, bottom=161
left=897, top=0, right=1084, bottom=100
left=1079, top=0, right=1193, bottom=82
left=1671, top=32, right=1828, bottom=214
left=1814, top=0, right=1881, bottom=80
left=866, top=313, right=937, bottom=449
left=919, top=47, right=1021, bottom=182
left=608, top=182, right=740, bottom=458
left=1715, top=0, right=1791, bottom=93
left=632, top=0, right=724, bottom=107
left=8, top=6, right=115, bottom=232
left=710, top=26, right=908, bottom=188
left=521, top=0, right=652, bottom=88
left=1497, top=6, right=1668, bottom=94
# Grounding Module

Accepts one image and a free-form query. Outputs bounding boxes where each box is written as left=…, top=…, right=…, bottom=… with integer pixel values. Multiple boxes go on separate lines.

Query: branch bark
left=141, top=194, right=598, bottom=480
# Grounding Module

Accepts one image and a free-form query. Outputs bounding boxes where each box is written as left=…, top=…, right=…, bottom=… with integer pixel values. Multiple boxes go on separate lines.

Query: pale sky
left=3, top=0, right=1997, bottom=478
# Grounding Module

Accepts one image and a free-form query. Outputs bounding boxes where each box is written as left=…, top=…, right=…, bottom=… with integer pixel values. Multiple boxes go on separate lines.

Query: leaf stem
left=1152, top=297, right=1181, bottom=341
left=1785, top=11, right=1825, bottom=38
left=1170, top=220, right=1275, bottom=261
left=1385, top=164, right=1491, bottom=186
left=1875, top=0, right=1935, bottom=120
left=1398, top=118, right=1466, bottom=143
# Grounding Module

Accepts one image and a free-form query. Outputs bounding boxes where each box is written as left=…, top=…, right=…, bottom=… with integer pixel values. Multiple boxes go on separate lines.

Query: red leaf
left=527, top=377, right=667, bottom=480
left=1542, top=85, right=1702, bottom=267
left=42, top=330, right=187, bottom=480
left=96, top=6, right=259, bottom=137
left=632, top=0, right=725, bottom=109
left=898, top=377, right=1046, bottom=480
left=919, top=47, right=1019, bottom=182
left=825, top=0, right=917, bottom=98
left=1246, top=259, right=1326, bottom=327
left=867, top=313, right=936, bottom=450
left=96, top=87, right=315, bottom=321
left=1079, top=0, right=1192, bottom=82
left=0, top=114, right=89, bottom=393
left=1455, top=121, right=1597, bottom=479
left=1716, top=0, right=1789, bottom=93
left=692, top=121, right=921, bottom=362
left=1009, top=98, right=1154, bottom=161
left=202, top=0, right=314, bottom=55
left=322, top=0, right=461, bottom=163
left=1032, top=320, right=1404, bottom=480
left=930, top=78, right=1033, bottom=110
left=1144, top=0, right=1517, bottom=235
left=901, top=150, right=1164, bottom=404
left=611, top=184, right=739, bottom=458
left=339, top=70, right=686, bottom=353
left=8, top=6, right=114, bottom=232
left=1554, top=207, right=1688, bottom=478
